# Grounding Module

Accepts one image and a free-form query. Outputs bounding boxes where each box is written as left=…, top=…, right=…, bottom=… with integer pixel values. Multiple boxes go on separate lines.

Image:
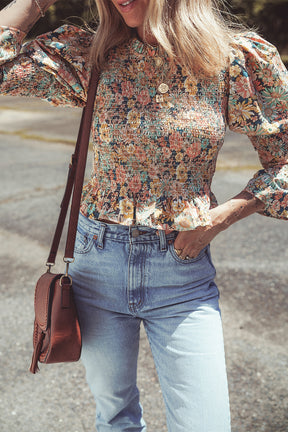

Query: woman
left=1, top=0, right=287, bottom=431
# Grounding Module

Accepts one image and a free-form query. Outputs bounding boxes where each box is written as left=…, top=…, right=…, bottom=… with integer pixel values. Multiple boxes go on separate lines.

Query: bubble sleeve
left=228, top=32, right=288, bottom=219
left=0, top=25, right=93, bottom=107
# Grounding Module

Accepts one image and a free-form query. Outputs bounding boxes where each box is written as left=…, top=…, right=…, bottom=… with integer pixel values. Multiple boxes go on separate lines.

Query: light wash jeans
left=70, top=213, right=231, bottom=432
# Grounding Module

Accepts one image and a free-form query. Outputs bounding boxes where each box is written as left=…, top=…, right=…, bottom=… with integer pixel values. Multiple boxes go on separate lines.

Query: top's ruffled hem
left=80, top=198, right=214, bottom=232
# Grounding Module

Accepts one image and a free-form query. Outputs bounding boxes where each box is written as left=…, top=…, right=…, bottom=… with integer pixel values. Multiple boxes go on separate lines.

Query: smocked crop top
left=0, top=24, right=287, bottom=230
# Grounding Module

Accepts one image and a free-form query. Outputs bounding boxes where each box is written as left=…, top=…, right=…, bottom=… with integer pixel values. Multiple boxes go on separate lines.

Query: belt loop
left=97, top=223, right=106, bottom=249
left=158, top=229, right=167, bottom=252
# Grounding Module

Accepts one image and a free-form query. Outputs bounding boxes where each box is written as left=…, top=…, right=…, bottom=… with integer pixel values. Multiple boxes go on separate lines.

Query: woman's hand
left=173, top=223, right=221, bottom=260
left=173, top=201, right=229, bottom=260
left=174, top=191, right=265, bottom=260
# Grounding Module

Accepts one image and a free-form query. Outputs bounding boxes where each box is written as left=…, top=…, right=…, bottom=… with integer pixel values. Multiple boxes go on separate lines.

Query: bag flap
left=34, top=272, right=61, bottom=331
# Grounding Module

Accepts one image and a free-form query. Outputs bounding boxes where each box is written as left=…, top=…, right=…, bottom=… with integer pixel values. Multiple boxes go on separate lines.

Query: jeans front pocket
left=169, top=242, right=208, bottom=265
left=74, top=228, right=95, bottom=254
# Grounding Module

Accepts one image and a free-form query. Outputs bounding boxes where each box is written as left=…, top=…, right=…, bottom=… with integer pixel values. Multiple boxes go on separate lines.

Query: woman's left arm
left=174, top=191, right=265, bottom=260
left=176, top=32, right=288, bottom=260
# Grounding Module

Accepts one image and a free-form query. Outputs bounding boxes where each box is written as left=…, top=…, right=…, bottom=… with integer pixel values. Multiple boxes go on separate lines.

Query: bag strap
left=46, top=67, right=100, bottom=269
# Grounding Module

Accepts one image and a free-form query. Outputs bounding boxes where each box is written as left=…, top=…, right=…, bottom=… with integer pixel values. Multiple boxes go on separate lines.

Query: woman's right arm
left=0, top=0, right=57, bottom=34
left=0, top=0, right=93, bottom=107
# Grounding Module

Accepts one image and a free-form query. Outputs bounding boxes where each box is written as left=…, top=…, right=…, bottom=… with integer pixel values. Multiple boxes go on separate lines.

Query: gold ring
left=174, top=248, right=182, bottom=256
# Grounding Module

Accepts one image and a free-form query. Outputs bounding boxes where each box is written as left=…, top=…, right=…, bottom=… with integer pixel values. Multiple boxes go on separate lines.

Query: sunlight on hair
left=91, top=0, right=246, bottom=76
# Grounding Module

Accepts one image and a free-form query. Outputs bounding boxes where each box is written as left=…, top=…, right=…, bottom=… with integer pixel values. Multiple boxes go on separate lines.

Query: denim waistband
left=77, top=213, right=177, bottom=248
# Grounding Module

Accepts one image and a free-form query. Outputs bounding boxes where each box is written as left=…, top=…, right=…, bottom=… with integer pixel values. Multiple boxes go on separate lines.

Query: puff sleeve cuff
left=0, top=25, right=93, bottom=106
left=0, top=26, right=26, bottom=64
left=228, top=32, right=288, bottom=219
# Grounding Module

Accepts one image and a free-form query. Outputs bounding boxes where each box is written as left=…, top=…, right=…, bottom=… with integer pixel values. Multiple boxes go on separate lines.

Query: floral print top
left=0, top=25, right=287, bottom=230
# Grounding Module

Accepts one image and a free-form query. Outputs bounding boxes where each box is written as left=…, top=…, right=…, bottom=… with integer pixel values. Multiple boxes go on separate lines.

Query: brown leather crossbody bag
left=29, top=67, right=100, bottom=373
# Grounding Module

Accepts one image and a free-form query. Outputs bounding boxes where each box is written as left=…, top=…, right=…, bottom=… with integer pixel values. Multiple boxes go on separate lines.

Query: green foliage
left=29, top=0, right=98, bottom=37
left=228, top=0, right=288, bottom=55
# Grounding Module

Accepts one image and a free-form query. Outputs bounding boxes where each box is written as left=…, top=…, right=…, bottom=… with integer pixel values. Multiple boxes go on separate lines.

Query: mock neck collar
left=131, top=37, right=162, bottom=57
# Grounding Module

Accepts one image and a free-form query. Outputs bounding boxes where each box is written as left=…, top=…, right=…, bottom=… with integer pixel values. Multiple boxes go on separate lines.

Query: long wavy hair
left=90, top=0, right=241, bottom=76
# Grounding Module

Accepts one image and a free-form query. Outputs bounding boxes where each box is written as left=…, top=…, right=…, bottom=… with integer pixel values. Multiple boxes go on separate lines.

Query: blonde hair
left=91, top=0, right=239, bottom=76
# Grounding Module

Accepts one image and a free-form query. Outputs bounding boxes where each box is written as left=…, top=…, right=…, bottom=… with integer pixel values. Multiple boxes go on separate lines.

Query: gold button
left=158, top=83, right=169, bottom=94
left=155, top=57, right=163, bottom=67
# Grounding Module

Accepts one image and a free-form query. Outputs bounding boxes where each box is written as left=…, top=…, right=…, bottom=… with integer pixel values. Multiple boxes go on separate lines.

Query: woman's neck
left=136, top=25, right=158, bottom=46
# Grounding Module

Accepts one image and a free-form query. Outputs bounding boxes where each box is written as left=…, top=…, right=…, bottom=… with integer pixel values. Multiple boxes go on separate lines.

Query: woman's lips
left=117, top=0, right=137, bottom=13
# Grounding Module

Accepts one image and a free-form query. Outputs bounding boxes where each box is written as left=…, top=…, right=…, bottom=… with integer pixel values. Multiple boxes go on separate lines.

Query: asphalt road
left=0, top=96, right=287, bottom=432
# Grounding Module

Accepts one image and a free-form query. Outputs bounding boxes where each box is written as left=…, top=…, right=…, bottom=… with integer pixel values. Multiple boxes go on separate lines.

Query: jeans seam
left=143, top=322, right=172, bottom=432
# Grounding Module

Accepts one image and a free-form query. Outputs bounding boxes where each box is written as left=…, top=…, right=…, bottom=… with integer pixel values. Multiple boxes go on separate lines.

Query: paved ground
left=0, top=95, right=287, bottom=432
